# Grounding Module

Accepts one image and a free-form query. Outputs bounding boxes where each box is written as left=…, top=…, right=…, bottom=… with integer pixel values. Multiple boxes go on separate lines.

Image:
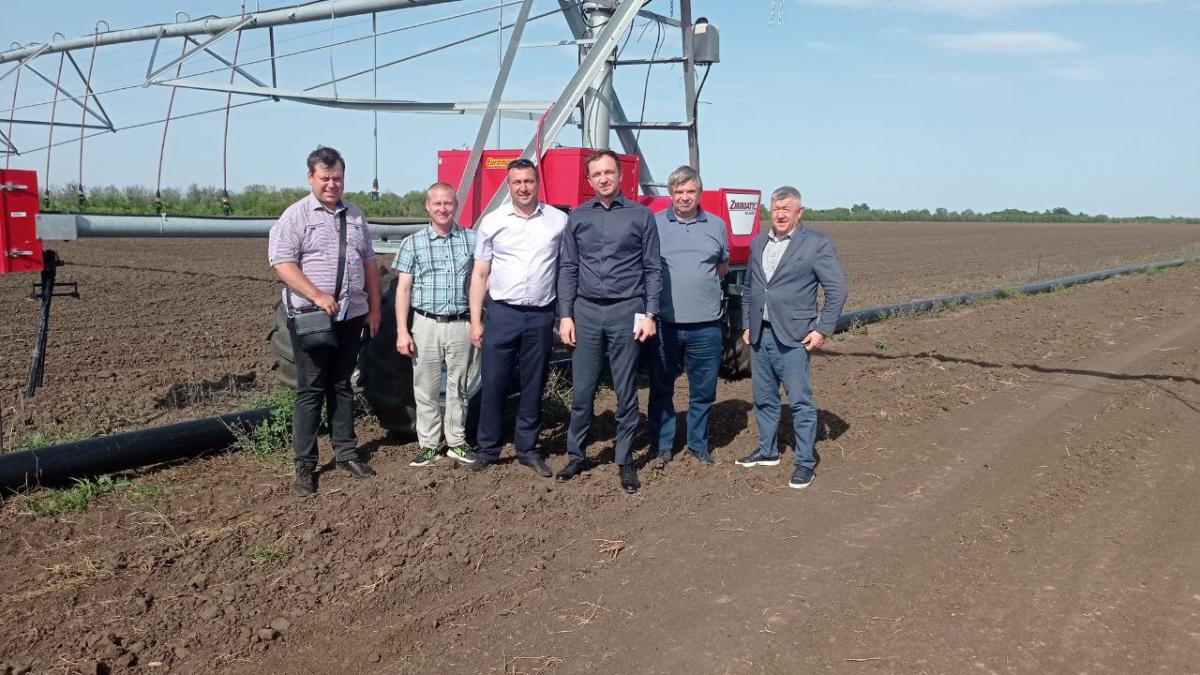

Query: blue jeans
left=751, top=324, right=816, bottom=469
left=647, top=320, right=722, bottom=453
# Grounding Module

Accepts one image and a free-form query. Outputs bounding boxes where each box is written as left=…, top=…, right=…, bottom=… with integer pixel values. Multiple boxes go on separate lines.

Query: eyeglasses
left=506, top=158, right=537, bottom=171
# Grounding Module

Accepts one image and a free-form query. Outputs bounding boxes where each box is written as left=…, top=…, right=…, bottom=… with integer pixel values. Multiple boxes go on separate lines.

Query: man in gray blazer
left=737, top=186, right=848, bottom=489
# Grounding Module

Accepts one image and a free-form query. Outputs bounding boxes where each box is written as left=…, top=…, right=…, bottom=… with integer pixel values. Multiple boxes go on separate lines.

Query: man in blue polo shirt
left=647, top=165, right=730, bottom=464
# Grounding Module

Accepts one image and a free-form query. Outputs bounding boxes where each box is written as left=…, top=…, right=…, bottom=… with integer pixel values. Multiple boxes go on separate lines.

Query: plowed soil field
left=1, top=220, right=1198, bottom=674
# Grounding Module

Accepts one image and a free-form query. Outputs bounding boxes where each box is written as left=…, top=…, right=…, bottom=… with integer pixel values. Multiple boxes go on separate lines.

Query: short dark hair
left=506, top=157, right=538, bottom=174
left=307, top=146, right=345, bottom=174
left=584, top=149, right=621, bottom=174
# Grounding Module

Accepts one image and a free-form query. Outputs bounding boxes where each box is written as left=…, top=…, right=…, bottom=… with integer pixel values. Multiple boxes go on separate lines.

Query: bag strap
left=286, top=207, right=349, bottom=316
left=333, top=208, right=347, bottom=308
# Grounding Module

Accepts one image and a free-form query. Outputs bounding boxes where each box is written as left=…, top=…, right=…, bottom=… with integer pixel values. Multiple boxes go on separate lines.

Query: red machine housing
left=638, top=188, right=761, bottom=266
left=0, top=169, right=44, bottom=274
left=438, top=147, right=640, bottom=227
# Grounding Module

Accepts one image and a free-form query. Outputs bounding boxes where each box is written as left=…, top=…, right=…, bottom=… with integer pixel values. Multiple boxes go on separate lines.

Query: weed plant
left=25, top=475, right=163, bottom=515
left=249, top=548, right=283, bottom=564
left=542, top=367, right=573, bottom=420
left=14, top=427, right=93, bottom=450
left=235, top=389, right=297, bottom=457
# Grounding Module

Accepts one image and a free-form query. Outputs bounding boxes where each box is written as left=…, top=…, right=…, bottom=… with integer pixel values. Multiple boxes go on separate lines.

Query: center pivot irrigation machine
left=1, top=0, right=766, bottom=440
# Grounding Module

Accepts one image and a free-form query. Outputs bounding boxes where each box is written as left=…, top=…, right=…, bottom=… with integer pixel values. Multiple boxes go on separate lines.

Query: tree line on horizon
left=36, top=184, right=1199, bottom=224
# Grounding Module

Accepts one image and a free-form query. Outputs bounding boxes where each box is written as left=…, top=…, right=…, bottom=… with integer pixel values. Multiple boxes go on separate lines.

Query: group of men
left=268, top=146, right=847, bottom=497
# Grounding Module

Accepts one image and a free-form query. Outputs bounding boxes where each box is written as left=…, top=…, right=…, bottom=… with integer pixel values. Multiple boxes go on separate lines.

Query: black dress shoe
left=518, top=455, right=553, bottom=478
left=469, top=457, right=494, bottom=472
left=619, top=463, right=640, bottom=494
left=555, top=457, right=588, bottom=482
left=336, top=459, right=377, bottom=479
left=293, top=465, right=317, bottom=496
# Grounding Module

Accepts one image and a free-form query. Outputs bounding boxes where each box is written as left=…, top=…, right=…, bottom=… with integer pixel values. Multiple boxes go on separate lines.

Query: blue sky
left=2, top=0, right=1197, bottom=216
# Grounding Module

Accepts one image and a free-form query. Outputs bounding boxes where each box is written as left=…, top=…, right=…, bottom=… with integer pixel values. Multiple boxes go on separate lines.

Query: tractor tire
left=719, top=295, right=751, bottom=380
left=268, top=300, right=298, bottom=388
left=359, top=269, right=418, bottom=436
left=359, top=268, right=482, bottom=440
left=267, top=264, right=480, bottom=441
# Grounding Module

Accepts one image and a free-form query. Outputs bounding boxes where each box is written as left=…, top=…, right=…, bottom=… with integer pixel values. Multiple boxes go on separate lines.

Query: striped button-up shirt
left=392, top=223, right=476, bottom=315
left=474, top=201, right=567, bottom=307
left=268, top=193, right=375, bottom=320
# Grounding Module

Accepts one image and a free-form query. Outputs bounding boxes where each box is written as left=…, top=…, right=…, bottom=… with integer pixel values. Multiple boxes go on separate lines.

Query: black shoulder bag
left=286, top=210, right=347, bottom=352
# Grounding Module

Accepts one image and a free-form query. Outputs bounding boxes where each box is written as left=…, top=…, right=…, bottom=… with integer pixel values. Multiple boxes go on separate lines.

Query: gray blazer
left=742, top=224, right=848, bottom=348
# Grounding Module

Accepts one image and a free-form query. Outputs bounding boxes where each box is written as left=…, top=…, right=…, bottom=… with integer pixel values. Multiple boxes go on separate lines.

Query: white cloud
left=1045, top=64, right=1108, bottom=81
left=926, top=30, right=1084, bottom=55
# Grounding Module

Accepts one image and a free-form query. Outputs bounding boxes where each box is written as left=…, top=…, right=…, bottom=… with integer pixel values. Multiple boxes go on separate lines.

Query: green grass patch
left=122, top=481, right=165, bottom=499
left=249, top=548, right=283, bottom=564
left=542, top=367, right=573, bottom=421
left=13, top=427, right=94, bottom=450
left=235, top=388, right=297, bottom=457
left=24, top=475, right=163, bottom=515
left=997, top=285, right=1027, bottom=299
left=873, top=339, right=889, bottom=351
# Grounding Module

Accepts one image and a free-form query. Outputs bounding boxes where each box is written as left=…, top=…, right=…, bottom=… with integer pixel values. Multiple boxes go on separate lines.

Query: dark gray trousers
left=566, top=297, right=644, bottom=465
left=290, top=315, right=365, bottom=467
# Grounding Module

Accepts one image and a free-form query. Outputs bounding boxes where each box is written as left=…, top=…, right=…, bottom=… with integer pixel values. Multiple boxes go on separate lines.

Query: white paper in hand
left=633, top=312, right=646, bottom=333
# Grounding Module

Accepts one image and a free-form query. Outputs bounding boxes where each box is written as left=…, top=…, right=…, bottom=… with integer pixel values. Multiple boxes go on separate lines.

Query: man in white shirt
left=468, top=158, right=568, bottom=476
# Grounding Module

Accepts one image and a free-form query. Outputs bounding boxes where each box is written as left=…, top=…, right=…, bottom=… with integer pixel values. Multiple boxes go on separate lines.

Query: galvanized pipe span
left=36, top=212, right=423, bottom=240
left=0, top=0, right=460, bottom=64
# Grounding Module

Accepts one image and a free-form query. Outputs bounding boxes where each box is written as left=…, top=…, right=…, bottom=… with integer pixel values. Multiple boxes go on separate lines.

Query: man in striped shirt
left=269, top=146, right=381, bottom=496
left=393, top=182, right=478, bottom=467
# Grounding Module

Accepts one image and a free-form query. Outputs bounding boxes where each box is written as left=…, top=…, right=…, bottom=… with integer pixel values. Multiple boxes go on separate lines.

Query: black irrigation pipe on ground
left=3, top=256, right=1196, bottom=496
left=0, top=408, right=270, bottom=494
left=834, top=256, right=1199, bottom=334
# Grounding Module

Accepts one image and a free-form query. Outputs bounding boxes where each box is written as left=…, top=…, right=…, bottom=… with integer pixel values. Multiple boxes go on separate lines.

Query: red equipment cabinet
left=0, top=169, right=44, bottom=275
left=638, top=188, right=762, bottom=266
left=438, top=147, right=641, bottom=227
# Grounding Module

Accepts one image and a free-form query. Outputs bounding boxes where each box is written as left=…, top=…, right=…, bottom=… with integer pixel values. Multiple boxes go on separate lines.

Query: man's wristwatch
left=644, top=313, right=656, bottom=321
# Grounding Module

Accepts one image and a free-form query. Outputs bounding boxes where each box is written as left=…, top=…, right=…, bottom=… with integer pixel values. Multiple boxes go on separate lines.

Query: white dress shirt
left=474, top=201, right=568, bottom=307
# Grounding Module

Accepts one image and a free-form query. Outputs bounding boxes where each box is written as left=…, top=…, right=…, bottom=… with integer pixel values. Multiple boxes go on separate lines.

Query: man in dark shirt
left=557, top=149, right=662, bottom=493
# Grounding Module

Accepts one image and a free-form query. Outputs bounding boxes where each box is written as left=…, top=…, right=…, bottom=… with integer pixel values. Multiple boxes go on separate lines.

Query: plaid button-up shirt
left=392, top=223, right=476, bottom=315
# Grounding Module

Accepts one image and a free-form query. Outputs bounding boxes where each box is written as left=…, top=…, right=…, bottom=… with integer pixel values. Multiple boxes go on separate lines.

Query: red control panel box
left=438, top=147, right=641, bottom=227
left=638, top=188, right=761, bottom=266
left=0, top=169, right=44, bottom=274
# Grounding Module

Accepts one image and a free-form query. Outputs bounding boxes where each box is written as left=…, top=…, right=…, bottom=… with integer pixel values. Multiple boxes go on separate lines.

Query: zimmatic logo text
left=728, top=199, right=758, bottom=211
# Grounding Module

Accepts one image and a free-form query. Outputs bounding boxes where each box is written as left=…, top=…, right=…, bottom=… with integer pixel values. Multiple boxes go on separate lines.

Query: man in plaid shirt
left=392, top=182, right=478, bottom=466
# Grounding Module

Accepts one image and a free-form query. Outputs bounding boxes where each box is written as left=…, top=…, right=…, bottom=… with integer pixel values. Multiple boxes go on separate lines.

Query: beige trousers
left=411, top=313, right=475, bottom=448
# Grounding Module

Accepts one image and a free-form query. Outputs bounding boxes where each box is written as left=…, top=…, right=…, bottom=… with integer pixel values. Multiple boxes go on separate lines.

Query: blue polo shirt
left=654, top=207, right=729, bottom=323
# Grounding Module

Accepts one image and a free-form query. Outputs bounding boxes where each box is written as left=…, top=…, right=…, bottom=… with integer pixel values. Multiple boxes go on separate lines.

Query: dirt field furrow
left=1, top=226, right=1199, bottom=674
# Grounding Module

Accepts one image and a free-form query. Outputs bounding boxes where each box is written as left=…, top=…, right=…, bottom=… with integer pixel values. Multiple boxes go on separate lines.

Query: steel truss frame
left=2, top=0, right=706, bottom=217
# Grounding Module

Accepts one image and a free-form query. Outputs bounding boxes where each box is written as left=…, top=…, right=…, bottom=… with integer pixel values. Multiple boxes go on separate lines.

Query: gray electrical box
left=692, top=18, right=720, bottom=64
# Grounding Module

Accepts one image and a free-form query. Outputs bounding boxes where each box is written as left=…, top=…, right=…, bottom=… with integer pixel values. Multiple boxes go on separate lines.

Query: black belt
left=414, top=308, right=469, bottom=323
left=492, top=299, right=554, bottom=311
left=580, top=296, right=631, bottom=306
